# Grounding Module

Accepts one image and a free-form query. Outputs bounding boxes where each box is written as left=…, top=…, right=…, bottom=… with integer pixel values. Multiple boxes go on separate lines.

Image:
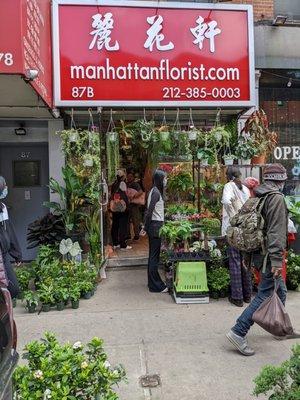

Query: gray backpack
left=226, top=192, right=281, bottom=252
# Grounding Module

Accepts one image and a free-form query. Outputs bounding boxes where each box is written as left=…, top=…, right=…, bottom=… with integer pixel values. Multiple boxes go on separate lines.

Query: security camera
left=51, top=108, right=60, bottom=119
left=24, top=69, right=39, bottom=82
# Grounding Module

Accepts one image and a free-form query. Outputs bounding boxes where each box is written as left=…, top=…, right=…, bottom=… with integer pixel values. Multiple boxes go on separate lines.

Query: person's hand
left=15, top=261, right=22, bottom=267
left=272, top=267, right=283, bottom=278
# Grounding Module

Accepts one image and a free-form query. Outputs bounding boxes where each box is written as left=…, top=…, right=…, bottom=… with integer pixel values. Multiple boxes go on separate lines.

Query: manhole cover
left=139, top=374, right=161, bottom=388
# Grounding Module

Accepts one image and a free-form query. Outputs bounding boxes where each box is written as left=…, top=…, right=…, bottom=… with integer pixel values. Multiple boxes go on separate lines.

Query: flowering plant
left=13, top=332, right=126, bottom=400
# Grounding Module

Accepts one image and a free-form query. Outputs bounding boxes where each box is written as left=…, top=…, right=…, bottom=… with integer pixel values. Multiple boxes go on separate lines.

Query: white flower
left=34, top=370, right=43, bottom=379
left=104, top=361, right=111, bottom=369
left=43, top=389, right=52, bottom=399
left=73, top=341, right=83, bottom=350
left=81, top=361, right=89, bottom=369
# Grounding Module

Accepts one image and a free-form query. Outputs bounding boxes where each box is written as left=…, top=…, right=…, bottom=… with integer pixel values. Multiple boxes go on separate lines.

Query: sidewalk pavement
left=14, top=267, right=300, bottom=400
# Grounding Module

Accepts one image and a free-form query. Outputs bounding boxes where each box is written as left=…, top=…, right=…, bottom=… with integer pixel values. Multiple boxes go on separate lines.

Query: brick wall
left=224, top=0, right=274, bottom=21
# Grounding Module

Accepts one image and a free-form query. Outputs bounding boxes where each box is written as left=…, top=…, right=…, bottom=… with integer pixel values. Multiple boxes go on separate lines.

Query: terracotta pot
left=252, top=153, right=266, bottom=165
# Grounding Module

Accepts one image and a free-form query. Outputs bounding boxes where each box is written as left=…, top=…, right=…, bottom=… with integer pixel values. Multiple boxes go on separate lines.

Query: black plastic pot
left=56, top=302, right=65, bottom=311
left=71, top=300, right=80, bottom=309
left=83, top=291, right=92, bottom=300
left=219, top=290, right=228, bottom=298
left=41, top=304, right=51, bottom=312
left=211, top=291, right=219, bottom=300
left=27, top=305, right=36, bottom=313
left=64, top=298, right=70, bottom=306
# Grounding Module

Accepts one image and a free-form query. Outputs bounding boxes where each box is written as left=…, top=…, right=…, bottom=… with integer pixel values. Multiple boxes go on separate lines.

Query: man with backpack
left=226, top=163, right=300, bottom=356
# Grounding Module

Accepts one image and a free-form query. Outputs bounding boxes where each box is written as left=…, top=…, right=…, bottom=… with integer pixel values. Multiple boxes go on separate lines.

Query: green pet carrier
left=173, top=261, right=209, bottom=304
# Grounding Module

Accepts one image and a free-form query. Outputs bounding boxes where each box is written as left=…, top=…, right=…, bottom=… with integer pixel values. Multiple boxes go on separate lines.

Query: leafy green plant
left=15, top=267, right=32, bottom=293
left=200, top=218, right=221, bottom=236
left=44, top=165, right=89, bottom=234
left=160, top=220, right=194, bottom=246
left=165, top=204, right=197, bottom=219
left=235, top=135, right=258, bottom=160
left=84, top=207, right=101, bottom=268
left=197, top=147, right=215, bottom=164
left=253, top=344, right=300, bottom=399
left=37, top=283, right=55, bottom=306
left=286, top=196, right=300, bottom=225
left=69, top=284, right=82, bottom=302
left=22, top=291, right=39, bottom=308
left=13, top=332, right=126, bottom=400
left=207, top=267, right=230, bottom=292
left=168, top=170, right=193, bottom=194
left=27, top=213, right=65, bottom=249
left=286, top=251, right=300, bottom=290
left=54, top=286, right=69, bottom=304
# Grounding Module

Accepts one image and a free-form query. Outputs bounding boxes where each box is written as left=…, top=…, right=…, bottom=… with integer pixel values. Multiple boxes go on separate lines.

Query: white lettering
left=274, top=147, right=282, bottom=160
left=89, top=13, right=119, bottom=51
left=144, top=15, right=174, bottom=52
left=292, top=146, right=300, bottom=160
left=282, top=146, right=292, bottom=160
left=190, top=16, right=221, bottom=53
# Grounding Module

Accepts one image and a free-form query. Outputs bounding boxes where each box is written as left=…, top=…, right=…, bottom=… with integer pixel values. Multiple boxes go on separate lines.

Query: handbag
left=110, top=193, right=127, bottom=213
left=252, top=279, right=294, bottom=337
left=131, top=192, right=146, bottom=206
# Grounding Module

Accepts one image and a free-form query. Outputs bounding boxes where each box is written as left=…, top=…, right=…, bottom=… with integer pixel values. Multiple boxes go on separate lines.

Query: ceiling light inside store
left=273, top=15, right=288, bottom=26
left=287, top=78, right=292, bottom=88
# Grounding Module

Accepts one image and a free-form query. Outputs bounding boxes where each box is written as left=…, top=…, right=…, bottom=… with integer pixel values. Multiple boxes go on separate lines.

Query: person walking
left=222, top=167, right=252, bottom=307
left=226, top=164, right=300, bottom=356
left=0, top=176, right=22, bottom=298
left=110, top=170, right=131, bottom=251
left=143, top=170, right=168, bottom=293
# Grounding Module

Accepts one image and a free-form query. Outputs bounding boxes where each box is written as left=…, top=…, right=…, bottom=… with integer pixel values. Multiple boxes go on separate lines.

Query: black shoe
left=243, top=297, right=252, bottom=303
left=229, top=297, right=244, bottom=307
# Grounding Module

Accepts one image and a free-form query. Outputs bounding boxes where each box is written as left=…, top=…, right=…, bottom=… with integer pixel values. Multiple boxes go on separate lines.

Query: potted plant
left=68, top=129, right=79, bottom=143
left=197, top=147, right=214, bottom=166
left=187, top=126, right=198, bottom=141
left=223, top=154, right=236, bottom=166
left=242, top=109, right=277, bottom=164
left=54, top=286, right=69, bottom=311
left=23, top=291, right=39, bottom=313
left=235, top=135, right=258, bottom=165
left=37, top=283, right=55, bottom=312
left=207, top=267, right=230, bottom=299
left=286, top=251, right=300, bottom=291
left=158, top=125, right=170, bottom=142
left=69, top=285, right=81, bottom=309
left=80, top=281, right=94, bottom=299
left=83, top=154, right=94, bottom=167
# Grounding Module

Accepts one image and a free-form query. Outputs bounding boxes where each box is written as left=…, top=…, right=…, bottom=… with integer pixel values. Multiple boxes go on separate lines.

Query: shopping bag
left=252, top=280, right=294, bottom=337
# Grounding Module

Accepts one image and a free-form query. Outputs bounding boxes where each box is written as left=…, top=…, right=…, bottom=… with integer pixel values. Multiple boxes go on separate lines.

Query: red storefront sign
left=53, top=1, right=255, bottom=107
left=0, top=0, right=52, bottom=108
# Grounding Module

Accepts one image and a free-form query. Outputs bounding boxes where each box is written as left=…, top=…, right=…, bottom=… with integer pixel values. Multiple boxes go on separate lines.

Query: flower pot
left=69, top=131, right=78, bottom=142
left=83, top=291, right=92, bottom=300
left=211, top=291, right=219, bottom=300
left=200, top=159, right=209, bottom=166
left=219, top=290, right=228, bottom=298
left=64, top=298, right=70, bottom=306
left=17, top=292, right=24, bottom=300
left=71, top=300, right=80, bottom=309
left=239, top=159, right=251, bottom=165
left=224, top=158, right=234, bottom=166
left=188, top=130, right=197, bottom=141
left=160, top=131, right=169, bottom=141
left=27, top=305, right=36, bottom=313
left=252, top=153, right=266, bottom=165
left=56, top=302, right=65, bottom=311
left=42, top=304, right=51, bottom=312
left=108, top=131, right=117, bottom=142
left=12, top=298, right=17, bottom=308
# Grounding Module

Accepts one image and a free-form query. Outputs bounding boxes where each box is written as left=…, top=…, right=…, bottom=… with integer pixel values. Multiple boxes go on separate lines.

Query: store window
left=13, top=160, right=41, bottom=187
left=274, top=0, right=300, bottom=20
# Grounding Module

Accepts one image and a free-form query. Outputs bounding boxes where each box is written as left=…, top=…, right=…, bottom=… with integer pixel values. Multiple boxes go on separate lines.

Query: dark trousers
left=228, top=247, right=252, bottom=301
left=147, top=221, right=166, bottom=292
left=129, top=204, right=141, bottom=238
left=3, top=253, right=20, bottom=299
left=232, top=270, right=287, bottom=337
left=111, top=212, right=129, bottom=248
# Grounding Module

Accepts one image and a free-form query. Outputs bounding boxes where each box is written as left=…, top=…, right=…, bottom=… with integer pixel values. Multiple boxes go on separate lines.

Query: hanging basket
left=69, top=130, right=78, bottom=142
left=224, top=157, right=234, bottom=166
left=188, top=130, right=197, bottom=141
left=160, top=131, right=170, bottom=141
left=108, top=131, right=117, bottom=143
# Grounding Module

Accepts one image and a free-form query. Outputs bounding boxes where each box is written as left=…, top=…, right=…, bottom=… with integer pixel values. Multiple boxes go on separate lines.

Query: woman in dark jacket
left=143, top=170, right=168, bottom=293
left=0, top=176, right=22, bottom=298
left=110, top=170, right=131, bottom=250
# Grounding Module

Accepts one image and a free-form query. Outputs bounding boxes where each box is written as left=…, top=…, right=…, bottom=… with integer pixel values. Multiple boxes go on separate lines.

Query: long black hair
left=152, top=169, right=166, bottom=196
left=226, top=166, right=243, bottom=190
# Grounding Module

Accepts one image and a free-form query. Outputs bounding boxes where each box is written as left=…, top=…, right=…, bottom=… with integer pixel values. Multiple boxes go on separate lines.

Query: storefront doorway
left=0, top=143, right=49, bottom=260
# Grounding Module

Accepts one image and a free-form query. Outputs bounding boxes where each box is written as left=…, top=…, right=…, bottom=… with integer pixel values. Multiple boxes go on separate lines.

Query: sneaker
left=229, top=297, right=244, bottom=307
left=226, top=330, right=255, bottom=356
left=113, top=245, right=120, bottom=250
left=273, top=331, right=300, bottom=341
left=161, top=287, right=168, bottom=293
left=120, top=246, right=132, bottom=251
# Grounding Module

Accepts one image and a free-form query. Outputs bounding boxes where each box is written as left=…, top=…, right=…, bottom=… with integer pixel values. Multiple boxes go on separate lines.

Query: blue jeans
left=232, top=271, right=287, bottom=337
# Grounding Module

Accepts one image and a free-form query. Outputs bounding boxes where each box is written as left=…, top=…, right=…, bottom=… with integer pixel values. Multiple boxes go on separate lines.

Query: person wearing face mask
left=142, top=170, right=168, bottom=293
left=226, top=164, right=300, bottom=356
left=0, top=176, right=22, bottom=298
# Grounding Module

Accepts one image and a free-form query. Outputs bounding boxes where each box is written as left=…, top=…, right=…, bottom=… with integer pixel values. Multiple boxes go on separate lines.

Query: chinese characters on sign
left=54, top=2, right=254, bottom=106
left=89, top=12, right=222, bottom=53
left=89, top=13, right=119, bottom=51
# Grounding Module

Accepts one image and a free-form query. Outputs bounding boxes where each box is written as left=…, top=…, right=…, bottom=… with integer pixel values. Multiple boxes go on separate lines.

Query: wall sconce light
left=273, top=15, right=288, bottom=26
left=15, top=125, right=27, bottom=135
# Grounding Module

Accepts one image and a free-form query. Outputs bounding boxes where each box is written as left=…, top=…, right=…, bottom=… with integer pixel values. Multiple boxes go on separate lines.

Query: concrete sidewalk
left=14, top=267, right=300, bottom=400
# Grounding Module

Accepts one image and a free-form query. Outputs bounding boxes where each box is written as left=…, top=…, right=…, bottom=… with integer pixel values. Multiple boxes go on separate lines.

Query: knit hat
left=263, top=163, right=287, bottom=181
left=244, top=176, right=259, bottom=189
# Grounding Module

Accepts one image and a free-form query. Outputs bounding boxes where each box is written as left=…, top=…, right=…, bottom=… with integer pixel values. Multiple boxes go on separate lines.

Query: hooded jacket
left=254, top=181, right=288, bottom=269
